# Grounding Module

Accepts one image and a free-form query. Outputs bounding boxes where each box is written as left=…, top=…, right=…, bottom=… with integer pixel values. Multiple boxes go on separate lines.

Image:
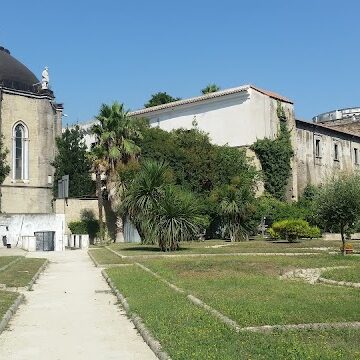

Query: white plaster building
left=77, top=84, right=360, bottom=201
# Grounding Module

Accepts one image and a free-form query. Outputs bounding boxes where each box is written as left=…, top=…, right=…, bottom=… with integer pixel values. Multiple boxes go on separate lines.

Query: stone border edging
left=187, top=294, right=241, bottom=332
left=101, top=269, right=170, bottom=360
left=318, top=277, right=360, bottom=288
left=0, top=257, right=22, bottom=272
left=124, top=252, right=320, bottom=260
left=88, top=250, right=99, bottom=267
left=135, top=263, right=242, bottom=332
left=105, top=246, right=127, bottom=259
left=136, top=263, right=184, bottom=293
left=27, top=259, right=49, bottom=291
left=0, top=293, right=25, bottom=335
left=240, top=321, right=360, bottom=333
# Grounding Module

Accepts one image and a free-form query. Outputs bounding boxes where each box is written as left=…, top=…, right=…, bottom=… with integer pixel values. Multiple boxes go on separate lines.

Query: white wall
left=0, top=214, right=65, bottom=251
left=144, top=89, right=280, bottom=147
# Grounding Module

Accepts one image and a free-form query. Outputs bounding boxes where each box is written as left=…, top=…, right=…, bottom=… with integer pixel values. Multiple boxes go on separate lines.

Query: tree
left=0, top=135, right=10, bottom=212
left=87, top=146, right=107, bottom=242
left=52, top=126, right=95, bottom=197
left=91, top=101, right=144, bottom=241
left=138, top=126, right=258, bottom=238
left=315, top=174, right=360, bottom=254
left=92, top=102, right=143, bottom=172
left=144, top=92, right=181, bottom=108
left=201, top=83, right=220, bottom=94
left=140, top=127, right=257, bottom=194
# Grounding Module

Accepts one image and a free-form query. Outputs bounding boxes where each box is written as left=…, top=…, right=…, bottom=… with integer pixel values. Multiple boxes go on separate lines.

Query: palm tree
left=92, top=102, right=142, bottom=172
left=91, top=101, right=144, bottom=241
left=201, top=83, right=220, bottom=95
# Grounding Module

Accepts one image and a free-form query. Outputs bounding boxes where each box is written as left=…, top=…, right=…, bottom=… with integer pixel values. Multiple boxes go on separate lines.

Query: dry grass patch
left=0, top=258, right=46, bottom=288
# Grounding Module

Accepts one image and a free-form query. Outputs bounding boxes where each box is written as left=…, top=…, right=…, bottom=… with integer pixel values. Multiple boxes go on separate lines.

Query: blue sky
left=1, top=1, right=359, bottom=125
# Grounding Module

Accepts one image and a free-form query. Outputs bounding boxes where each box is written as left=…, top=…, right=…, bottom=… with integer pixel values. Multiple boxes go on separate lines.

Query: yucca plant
left=154, top=186, right=206, bottom=251
left=123, top=160, right=206, bottom=250
left=121, top=160, right=171, bottom=244
left=212, top=176, right=256, bottom=242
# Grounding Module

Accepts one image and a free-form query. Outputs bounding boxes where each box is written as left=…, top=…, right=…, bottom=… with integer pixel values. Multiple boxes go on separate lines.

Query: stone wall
left=54, top=198, right=100, bottom=235
left=54, top=198, right=118, bottom=241
left=0, top=89, right=59, bottom=213
left=295, top=120, right=360, bottom=194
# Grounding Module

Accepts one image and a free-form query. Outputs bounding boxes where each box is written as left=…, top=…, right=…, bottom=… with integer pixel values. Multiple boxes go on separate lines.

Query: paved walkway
left=0, top=250, right=156, bottom=360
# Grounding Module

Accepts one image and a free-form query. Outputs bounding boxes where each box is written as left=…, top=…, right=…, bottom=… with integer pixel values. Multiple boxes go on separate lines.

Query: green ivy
left=251, top=102, right=293, bottom=200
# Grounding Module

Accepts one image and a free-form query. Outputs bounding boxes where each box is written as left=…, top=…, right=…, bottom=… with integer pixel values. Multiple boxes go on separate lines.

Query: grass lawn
left=140, top=255, right=360, bottom=326
left=106, top=264, right=360, bottom=360
left=88, top=248, right=129, bottom=265
left=322, top=265, right=360, bottom=283
left=0, top=256, right=20, bottom=269
left=0, top=257, right=46, bottom=287
left=108, top=239, right=347, bottom=257
left=0, top=290, right=18, bottom=319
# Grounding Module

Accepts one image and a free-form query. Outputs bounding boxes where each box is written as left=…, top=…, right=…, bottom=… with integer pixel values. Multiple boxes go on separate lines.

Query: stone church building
left=0, top=46, right=63, bottom=213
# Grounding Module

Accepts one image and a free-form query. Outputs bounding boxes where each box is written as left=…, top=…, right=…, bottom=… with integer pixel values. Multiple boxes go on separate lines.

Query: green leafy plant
left=201, top=83, right=221, bottom=94
left=251, top=103, right=293, bottom=200
left=68, top=210, right=100, bottom=243
left=315, top=174, right=360, bottom=254
left=210, top=176, right=256, bottom=241
left=269, top=219, right=320, bottom=242
left=144, top=92, right=181, bottom=108
left=52, top=126, right=95, bottom=197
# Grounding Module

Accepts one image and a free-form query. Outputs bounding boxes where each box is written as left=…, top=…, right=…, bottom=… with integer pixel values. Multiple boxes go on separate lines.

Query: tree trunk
left=340, top=226, right=346, bottom=256
left=96, top=170, right=104, bottom=244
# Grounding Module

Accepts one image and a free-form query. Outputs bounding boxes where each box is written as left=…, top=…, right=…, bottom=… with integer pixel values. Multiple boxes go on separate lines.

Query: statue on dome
left=41, top=66, right=49, bottom=90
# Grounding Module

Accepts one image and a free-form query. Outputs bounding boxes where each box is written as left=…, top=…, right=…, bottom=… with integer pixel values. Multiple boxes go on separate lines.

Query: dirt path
left=0, top=250, right=156, bottom=360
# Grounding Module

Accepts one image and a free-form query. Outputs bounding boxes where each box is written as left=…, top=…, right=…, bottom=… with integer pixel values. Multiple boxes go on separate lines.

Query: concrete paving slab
left=0, top=250, right=156, bottom=360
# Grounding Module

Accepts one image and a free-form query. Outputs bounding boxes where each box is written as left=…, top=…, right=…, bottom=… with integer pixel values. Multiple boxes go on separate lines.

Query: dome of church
left=0, top=46, right=39, bottom=92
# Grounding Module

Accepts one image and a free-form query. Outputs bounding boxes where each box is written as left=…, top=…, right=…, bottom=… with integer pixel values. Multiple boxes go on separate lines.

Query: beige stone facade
left=54, top=198, right=100, bottom=234
left=0, top=88, right=62, bottom=213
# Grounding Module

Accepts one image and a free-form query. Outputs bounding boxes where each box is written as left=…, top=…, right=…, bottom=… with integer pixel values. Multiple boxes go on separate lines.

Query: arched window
left=12, top=122, right=29, bottom=181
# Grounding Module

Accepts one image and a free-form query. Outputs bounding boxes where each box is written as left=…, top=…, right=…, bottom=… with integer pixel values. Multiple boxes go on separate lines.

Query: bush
left=68, top=221, right=87, bottom=234
left=68, top=219, right=100, bottom=242
left=269, top=219, right=320, bottom=242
